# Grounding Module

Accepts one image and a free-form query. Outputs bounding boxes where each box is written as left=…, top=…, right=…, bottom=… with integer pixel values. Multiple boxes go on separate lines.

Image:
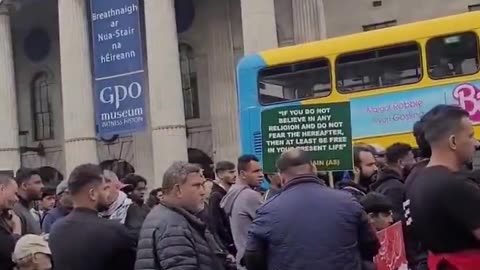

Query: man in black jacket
left=371, top=143, right=415, bottom=221
left=337, top=145, right=378, bottom=200
left=13, top=169, right=43, bottom=235
left=0, top=174, right=21, bottom=270
left=135, top=161, right=226, bottom=270
left=49, top=164, right=136, bottom=270
left=208, top=161, right=236, bottom=255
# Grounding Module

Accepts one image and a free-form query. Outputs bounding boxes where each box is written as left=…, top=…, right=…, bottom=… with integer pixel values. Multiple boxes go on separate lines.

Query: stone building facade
left=0, top=0, right=479, bottom=186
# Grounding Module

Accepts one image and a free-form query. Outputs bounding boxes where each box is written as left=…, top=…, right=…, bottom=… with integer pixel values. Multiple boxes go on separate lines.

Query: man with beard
left=0, top=174, right=21, bottom=270
left=101, top=170, right=147, bottom=241
left=208, top=161, right=237, bottom=255
left=49, top=164, right=136, bottom=270
left=406, top=105, right=480, bottom=269
left=13, top=169, right=43, bottom=235
left=371, top=143, right=415, bottom=221
left=337, top=145, right=378, bottom=200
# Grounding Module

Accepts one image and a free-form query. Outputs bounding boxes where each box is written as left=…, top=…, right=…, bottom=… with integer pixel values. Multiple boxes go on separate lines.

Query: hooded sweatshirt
left=370, top=167, right=405, bottom=222
left=220, top=184, right=262, bottom=267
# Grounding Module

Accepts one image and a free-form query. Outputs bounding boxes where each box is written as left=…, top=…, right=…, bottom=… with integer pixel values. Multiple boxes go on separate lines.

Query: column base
left=151, top=124, right=188, bottom=188
left=0, top=147, right=20, bottom=171
left=64, top=137, right=98, bottom=175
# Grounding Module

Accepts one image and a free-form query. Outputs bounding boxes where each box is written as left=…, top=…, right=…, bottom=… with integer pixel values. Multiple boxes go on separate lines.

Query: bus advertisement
left=237, top=12, right=480, bottom=174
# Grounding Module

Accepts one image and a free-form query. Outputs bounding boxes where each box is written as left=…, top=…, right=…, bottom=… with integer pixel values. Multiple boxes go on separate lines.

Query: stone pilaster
left=0, top=4, right=20, bottom=171
left=240, top=0, right=278, bottom=54
left=292, top=0, right=327, bottom=43
left=144, top=0, right=188, bottom=186
left=58, top=0, right=98, bottom=174
left=206, top=0, right=240, bottom=163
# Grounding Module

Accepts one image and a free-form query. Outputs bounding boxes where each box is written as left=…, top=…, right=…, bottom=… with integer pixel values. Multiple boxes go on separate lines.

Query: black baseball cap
left=360, top=192, right=393, bottom=214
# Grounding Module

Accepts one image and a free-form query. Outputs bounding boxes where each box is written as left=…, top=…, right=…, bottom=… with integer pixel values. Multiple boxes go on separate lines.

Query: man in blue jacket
left=244, top=148, right=380, bottom=270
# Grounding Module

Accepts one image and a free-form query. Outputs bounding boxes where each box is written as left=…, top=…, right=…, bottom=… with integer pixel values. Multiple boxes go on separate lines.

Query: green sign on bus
left=261, top=102, right=353, bottom=173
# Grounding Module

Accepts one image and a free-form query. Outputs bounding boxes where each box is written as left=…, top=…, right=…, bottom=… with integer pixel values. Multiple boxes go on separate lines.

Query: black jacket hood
left=371, top=167, right=403, bottom=190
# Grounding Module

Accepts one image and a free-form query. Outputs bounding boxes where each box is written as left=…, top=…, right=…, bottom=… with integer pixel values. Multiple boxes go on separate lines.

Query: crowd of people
left=0, top=103, right=480, bottom=270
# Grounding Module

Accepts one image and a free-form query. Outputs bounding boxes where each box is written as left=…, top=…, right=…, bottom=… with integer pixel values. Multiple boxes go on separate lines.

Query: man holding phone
left=0, top=174, right=22, bottom=270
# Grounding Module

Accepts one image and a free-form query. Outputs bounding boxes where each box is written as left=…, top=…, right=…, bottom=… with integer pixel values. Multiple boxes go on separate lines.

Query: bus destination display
left=261, top=102, right=353, bottom=172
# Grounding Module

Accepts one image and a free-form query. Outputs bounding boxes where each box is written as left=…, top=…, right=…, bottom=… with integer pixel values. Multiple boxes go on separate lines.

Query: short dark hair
left=276, top=149, right=312, bottom=173
left=150, top=188, right=162, bottom=197
left=360, top=192, right=393, bottom=214
left=413, top=120, right=431, bottom=159
left=162, top=162, right=202, bottom=194
left=15, top=168, right=40, bottom=185
left=215, top=161, right=235, bottom=175
left=68, top=164, right=104, bottom=195
left=37, top=166, right=64, bottom=184
left=386, top=143, right=412, bottom=164
left=122, top=174, right=147, bottom=189
left=413, top=104, right=455, bottom=158
left=42, top=187, right=56, bottom=198
left=353, top=145, right=374, bottom=167
left=423, top=105, right=470, bottom=145
left=0, top=174, right=14, bottom=186
left=237, top=155, right=259, bottom=173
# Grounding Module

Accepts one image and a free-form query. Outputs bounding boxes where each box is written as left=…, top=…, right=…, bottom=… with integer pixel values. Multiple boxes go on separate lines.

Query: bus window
left=336, top=43, right=422, bottom=93
left=427, top=32, right=479, bottom=79
left=258, top=59, right=331, bottom=105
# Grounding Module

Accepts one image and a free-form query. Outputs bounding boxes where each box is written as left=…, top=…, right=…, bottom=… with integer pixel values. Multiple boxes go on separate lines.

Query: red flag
left=373, top=221, right=408, bottom=270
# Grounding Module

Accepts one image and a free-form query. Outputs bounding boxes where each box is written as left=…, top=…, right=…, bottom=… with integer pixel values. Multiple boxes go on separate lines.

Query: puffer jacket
left=135, top=202, right=226, bottom=270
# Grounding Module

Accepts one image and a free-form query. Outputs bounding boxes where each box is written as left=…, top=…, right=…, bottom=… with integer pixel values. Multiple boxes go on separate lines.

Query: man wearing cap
left=41, top=179, right=73, bottom=234
left=244, top=148, right=380, bottom=270
left=100, top=170, right=133, bottom=223
left=360, top=192, right=394, bottom=231
left=101, top=170, right=147, bottom=240
left=12, top=234, right=52, bottom=270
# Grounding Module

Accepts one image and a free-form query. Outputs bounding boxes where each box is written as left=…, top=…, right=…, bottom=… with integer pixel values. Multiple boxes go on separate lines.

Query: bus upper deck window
left=336, top=42, right=422, bottom=93
left=258, top=58, right=331, bottom=105
left=427, top=32, right=479, bottom=79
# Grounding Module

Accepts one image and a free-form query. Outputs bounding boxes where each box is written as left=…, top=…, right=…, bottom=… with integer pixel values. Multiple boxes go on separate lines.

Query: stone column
left=0, top=4, right=20, bottom=171
left=58, top=0, right=98, bottom=174
left=292, top=0, right=327, bottom=43
left=240, top=0, right=278, bottom=54
left=206, top=0, right=240, bottom=163
left=144, top=0, right=188, bottom=186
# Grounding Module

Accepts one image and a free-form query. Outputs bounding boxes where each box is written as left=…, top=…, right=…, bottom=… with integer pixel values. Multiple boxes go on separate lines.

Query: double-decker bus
left=237, top=12, right=480, bottom=173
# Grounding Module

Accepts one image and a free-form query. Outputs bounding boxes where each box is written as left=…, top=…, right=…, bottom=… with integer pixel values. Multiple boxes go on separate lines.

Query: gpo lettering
left=100, top=82, right=142, bottom=109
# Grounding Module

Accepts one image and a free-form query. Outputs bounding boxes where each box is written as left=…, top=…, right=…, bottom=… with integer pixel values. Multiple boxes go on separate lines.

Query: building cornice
left=0, top=0, right=20, bottom=15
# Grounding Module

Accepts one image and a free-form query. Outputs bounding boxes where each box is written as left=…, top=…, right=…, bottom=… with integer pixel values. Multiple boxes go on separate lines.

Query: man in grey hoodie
left=220, top=155, right=264, bottom=269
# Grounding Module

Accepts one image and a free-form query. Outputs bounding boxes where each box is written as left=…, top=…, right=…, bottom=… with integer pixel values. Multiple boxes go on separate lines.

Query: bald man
left=244, top=148, right=380, bottom=270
